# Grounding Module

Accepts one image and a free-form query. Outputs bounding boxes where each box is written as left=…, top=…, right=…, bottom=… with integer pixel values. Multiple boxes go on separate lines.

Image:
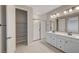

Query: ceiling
left=29, top=5, right=61, bottom=16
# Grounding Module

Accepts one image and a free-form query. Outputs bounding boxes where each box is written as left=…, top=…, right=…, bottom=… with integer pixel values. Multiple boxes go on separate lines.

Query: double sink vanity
left=45, top=6, right=79, bottom=53
left=46, top=31, right=79, bottom=53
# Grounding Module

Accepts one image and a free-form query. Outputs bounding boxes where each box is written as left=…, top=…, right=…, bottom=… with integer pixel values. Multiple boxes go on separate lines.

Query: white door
left=41, top=20, right=46, bottom=40
left=6, top=6, right=16, bottom=53
left=33, top=20, right=40, bottom=41
left=0, top=6, right=2, bottom=52
left=0, top=25, right=2, bottom=52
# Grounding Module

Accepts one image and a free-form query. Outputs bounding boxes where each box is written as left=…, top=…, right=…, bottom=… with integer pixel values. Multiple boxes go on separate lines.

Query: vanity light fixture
left=50, top=15, right=53, bottom=18
left=75, top=6, right=79, bottom=10
left=69, top=8, right=73, bottom=12
left=64, top=10, right=67, bottom=14
left=56, top=13, right=60, bottom=16
left=53, top=14, right=56, bottom=17
left=50, top=14, right=56, bottom=18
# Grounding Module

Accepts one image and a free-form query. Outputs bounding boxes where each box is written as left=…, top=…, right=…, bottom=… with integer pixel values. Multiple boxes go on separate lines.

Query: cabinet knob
left=65, top=41, right=68, bottom=43
left=60, top=46, right=61, bottom=48
left=60, top=40, right=61, bottom=42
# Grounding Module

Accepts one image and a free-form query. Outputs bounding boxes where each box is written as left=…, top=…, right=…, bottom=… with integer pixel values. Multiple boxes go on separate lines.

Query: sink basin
left=67, top=33, right=72, bottom=36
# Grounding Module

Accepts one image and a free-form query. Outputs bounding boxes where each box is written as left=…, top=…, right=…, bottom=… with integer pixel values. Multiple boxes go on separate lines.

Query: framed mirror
left=67, top=16, right=79, bottom=34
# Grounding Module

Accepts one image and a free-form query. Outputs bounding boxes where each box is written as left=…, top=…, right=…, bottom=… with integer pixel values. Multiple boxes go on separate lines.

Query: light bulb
left=69, top=9, right=73, bottom=12
left=75, top=6, right=79, bottom=10
left=64, top=10, right=68, bottom=14
left=64, top=10, right=67, bottom=14
left=53, top=15, right=56, bottom=17
left=50, top=15, right=53, bottom=18
left=56, top=13, right=60, bottom=16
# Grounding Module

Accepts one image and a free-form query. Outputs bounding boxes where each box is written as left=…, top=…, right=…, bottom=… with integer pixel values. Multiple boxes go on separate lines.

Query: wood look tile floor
left=16, top=40, right=63, bottom=53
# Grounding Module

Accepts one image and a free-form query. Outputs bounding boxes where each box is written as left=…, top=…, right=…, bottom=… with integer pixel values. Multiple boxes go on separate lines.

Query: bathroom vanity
left=45, top=6, right=79, bottom=53
left=46, top=32, right=79, bottom=53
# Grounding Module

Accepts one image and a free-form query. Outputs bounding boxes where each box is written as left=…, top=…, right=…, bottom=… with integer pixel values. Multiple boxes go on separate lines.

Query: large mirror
left=67, top=16, right=79, bottom=33
left=50, top=19, right=57, bottom=32
left=58, top=18, right=66, bottom=32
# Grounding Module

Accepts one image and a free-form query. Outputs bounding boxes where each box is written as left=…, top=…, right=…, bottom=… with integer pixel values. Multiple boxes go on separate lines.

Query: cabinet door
left=56, top=36, right=65, bottom=50
left=46, top=33, right=52, bottom=44
left=64, top=39, right=79, bottom=53
left=51, top=36, right=56, bottom=47
left=46, top=33, right=56, bottom=47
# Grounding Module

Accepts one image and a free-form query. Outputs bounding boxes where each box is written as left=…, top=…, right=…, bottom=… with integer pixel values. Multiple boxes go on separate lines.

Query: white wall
left=32, top=14, right=47, bottom=40
left=6, top=5, right=16, bottom=52
left=33, top=20, right=40, bottom=41
left=6, top=5, right=33, bottom=52
left=40, top=14, right=47, bottom=40
left=41, top=20, right=46, bottom=39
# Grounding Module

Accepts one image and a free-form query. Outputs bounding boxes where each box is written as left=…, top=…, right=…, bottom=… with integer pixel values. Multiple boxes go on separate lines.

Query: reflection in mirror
left=49, top=19, right=57, bottom=32
left=67, top=16, right=79, bottom=34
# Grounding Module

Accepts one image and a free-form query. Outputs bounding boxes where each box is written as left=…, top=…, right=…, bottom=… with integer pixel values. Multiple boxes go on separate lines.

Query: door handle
left=65, top=41, right=68, bottom=43
left=7, top=37, right=12, bottom=39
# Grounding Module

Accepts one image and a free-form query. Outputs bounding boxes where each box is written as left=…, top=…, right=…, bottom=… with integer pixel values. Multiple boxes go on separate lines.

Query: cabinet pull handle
left=60, top=40, right=61, bottom=42
left=65, top=41, right=68, bottom=43
left=60, top=46, right=61, bottom=48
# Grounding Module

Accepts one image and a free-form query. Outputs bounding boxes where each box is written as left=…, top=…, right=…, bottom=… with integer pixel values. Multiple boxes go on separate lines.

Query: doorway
left=33, top=20, right=41, bottom=41
left=16, top=9, right=28, bottom=46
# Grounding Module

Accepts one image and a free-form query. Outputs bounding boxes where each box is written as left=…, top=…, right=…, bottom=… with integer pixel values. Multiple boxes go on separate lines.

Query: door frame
left=6, top=5, right=33, bottom=53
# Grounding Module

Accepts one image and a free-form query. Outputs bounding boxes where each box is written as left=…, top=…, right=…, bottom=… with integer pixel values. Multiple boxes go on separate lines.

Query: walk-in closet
left=16, top=9, right=27, bottom=45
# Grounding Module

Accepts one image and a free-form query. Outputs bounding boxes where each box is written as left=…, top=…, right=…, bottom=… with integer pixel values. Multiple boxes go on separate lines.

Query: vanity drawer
left=46, top=33, right=52, bottom=44
left=56, top=36, right=65, bottom=50
left=57, top=44, right=64, bottom=50
left=52, top=42, right=56, bottom=47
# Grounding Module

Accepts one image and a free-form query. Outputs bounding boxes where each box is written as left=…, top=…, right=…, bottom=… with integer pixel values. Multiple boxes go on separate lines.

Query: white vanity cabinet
left=56, top=35, right=65, bottom=51
left=46, top=33, right=52, bottom=44
left=46, top=32, right=79, bottom=53
left=56, top=35, right=79, bottom=53
left=51, top=34, right=56, bottom=47
left=46, top=33, right=56, bottom=47
left=64, top=37, right=79, bottom=53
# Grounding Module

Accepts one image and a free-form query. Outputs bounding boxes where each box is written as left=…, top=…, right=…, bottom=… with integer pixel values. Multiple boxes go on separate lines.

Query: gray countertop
left=47, top=31, right=79, bottom=40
